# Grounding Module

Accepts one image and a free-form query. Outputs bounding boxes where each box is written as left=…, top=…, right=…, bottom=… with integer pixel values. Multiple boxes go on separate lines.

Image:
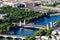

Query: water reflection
left=14, top=28, right=38, bottom=36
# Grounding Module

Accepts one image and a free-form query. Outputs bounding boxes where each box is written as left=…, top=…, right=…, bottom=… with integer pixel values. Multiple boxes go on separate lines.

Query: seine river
left=0, top=15, right=60, bottom=40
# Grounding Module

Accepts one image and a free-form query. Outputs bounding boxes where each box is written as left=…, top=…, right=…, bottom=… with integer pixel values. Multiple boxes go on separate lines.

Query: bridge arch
left=0, top=34, right=26, bottom=40
left=0, top=36, right=5, bottom=38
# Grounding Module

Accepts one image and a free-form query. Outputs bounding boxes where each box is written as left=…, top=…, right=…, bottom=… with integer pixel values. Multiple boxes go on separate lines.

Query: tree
left=46, top=28, right=52, bottom=36
left=46, top=10, right=50, bottom=15
left=35, top=29, right=44, bottom=40
left=35, top=29, right=44, bottom=36
left=0, top=27, right=2, bottom=33
left=26, top=36, right=35, bottom=40
left=56, top=20, right=60, bottom=25
left=0, top=6, right=45, bottom=22
left=0, top=6, right=48, bottom=33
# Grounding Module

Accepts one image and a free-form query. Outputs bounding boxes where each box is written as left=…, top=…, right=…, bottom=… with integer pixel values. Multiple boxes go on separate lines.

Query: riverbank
left=50, top=13, right=60, bottom=16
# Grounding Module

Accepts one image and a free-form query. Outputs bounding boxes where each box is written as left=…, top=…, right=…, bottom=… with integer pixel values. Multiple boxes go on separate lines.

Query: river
left=0, top=15, right=60, bottom=40
left=36, top=15, right=60, bottom=26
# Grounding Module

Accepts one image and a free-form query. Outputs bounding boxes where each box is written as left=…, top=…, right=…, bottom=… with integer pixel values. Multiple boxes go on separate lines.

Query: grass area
left=42, top=4, right=54, bottom=7
left=42, top=2, right=60, bottom=7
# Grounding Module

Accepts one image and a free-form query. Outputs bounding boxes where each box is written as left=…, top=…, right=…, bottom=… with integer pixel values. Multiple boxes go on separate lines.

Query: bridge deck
left=21, top=24, right=47, bottom=29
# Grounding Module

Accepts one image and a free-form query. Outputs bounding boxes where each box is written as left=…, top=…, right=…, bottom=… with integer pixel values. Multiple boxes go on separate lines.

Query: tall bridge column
left=47, top=24, right=49, bottom=30
left=23, top=20, right=26, bottom=25
left=13, top=37, right=16, bottom=40
left=19, top=21, right=22, bottom=26
left=21, top=38, right=26, bottom=40
left=22, top=39, right=25, bottom=40
left=50, top=22, right=53, bottom=27
left=4, top=37, right=8, bottom=40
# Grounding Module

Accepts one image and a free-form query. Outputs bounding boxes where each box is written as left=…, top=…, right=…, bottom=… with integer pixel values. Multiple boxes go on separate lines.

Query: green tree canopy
left=56, top=20, right=60, bottom=25
left=35, top=29, right=44, bottom=36
left=26, top=36, right=35, bottom=40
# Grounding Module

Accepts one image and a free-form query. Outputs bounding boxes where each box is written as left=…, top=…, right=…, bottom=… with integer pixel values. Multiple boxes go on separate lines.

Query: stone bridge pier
left=0, top=34, right=26, bottom=40
left=3, top=37, right=26, bottom=40
left=3, top=37, right=25, bottom=40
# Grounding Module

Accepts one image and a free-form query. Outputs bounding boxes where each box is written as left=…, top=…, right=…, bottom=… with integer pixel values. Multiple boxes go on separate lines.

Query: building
left=40, top=0, right=55, bottom=4
left=0, top=1, right=3, bottom=7
left=56, top=0, right=60, bottom=3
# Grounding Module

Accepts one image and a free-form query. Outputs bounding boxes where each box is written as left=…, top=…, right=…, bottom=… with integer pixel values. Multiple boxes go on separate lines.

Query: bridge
left=18, top=21, right=47, bottom=29
left=0, top=34, right=26, bottom=40
left=22, top=24, right=47, bottom=29
left=18, top=20, right=56, bottom=30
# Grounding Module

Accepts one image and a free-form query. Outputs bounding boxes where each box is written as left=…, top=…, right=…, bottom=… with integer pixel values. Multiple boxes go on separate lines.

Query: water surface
left=36, top=15, right=60, bottom=26
left=1, top=15, right=60, bottom=40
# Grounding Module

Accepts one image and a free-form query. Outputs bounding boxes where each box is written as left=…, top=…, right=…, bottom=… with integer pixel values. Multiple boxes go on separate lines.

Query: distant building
left=40, top=0, right=55, bottom=4
left=1, top=0, right=17, bottom=2
left=56, top=0, right=60, bottom=3
left=0, top=1, right=3, bottom=7
left=0, top=0, right=60, bottom=4
left=3, top=2, right=14, bottom=6
left=0, top=0, right=60, bottom=8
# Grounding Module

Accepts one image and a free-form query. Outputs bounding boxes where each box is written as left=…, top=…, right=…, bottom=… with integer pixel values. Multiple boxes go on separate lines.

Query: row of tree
left=0, top=6, right=51, bottom=34
left=0, top=21, right=17, bottom=34
left=56, top=20, right=60, bottom=25
left=42, top=2, right=60, bottom=7
left=0, top=6, right=51, bottom=23
left=26, top=28, right=53, bottom=40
